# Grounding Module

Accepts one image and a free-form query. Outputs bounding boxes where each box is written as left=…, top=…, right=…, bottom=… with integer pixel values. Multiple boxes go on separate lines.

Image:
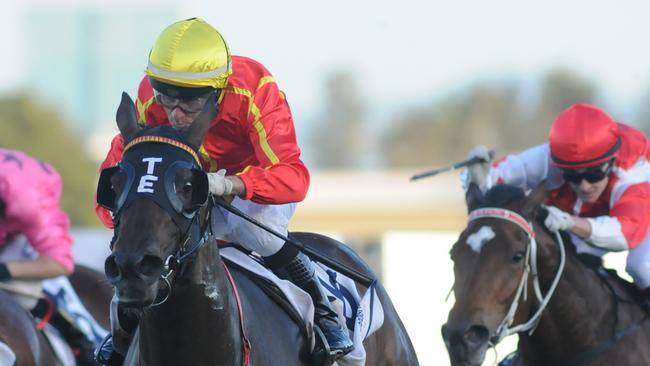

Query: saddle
left=219, top=245, right=384, bottom=366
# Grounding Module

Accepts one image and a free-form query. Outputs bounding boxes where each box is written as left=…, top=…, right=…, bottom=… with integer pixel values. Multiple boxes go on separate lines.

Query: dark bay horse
left=442, top=184, right=650, bottom=366
left=98, top=93, right=419, bottom=365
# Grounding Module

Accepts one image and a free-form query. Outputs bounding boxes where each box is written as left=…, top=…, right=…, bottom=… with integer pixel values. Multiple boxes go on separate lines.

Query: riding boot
left=95, top=334, right=124, bottom=366
left=48, top=310, right=99, bottom=366
left=267, top=247, right=354, bottom=362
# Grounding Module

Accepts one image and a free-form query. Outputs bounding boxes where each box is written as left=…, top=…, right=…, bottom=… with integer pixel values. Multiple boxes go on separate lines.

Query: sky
left=3, top=0, right=650, bottom=145
left=198, top=0, right=650, bottom=122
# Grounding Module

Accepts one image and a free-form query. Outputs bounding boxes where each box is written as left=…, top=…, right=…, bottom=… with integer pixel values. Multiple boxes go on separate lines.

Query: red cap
left=549, top=104, right=620, bottom=169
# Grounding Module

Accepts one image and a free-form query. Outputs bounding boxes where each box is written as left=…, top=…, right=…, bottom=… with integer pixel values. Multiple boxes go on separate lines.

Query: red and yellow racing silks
left=96, top=56, right=310, bottom=228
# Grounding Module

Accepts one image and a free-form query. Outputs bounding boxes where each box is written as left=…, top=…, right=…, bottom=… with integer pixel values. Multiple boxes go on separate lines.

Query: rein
left=468, top=207, right=566, bottom=345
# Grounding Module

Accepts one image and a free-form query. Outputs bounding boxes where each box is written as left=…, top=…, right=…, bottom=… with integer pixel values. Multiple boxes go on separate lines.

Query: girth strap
left=223, top=263, right=251, bottom=366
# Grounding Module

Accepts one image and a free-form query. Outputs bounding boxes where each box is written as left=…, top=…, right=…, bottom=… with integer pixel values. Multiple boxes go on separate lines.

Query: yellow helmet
left=145, top=18, right=232, bottom=89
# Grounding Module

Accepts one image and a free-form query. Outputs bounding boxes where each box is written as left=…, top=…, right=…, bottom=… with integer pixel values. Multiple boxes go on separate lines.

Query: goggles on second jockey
left=561, top=159, right=614, bottom=184
left=154, top=89, right=216, bottom=113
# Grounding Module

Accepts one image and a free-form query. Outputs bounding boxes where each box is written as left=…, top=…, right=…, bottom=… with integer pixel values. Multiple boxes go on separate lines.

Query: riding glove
left=544, top=206, right=574, bottom=232
left=207, top=169, right=233, bottom=196
left=465, top=145, right=492, bottom=190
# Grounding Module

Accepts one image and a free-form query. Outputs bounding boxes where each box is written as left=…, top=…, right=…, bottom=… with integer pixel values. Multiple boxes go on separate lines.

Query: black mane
left=482, top=184, right=526, bottom=208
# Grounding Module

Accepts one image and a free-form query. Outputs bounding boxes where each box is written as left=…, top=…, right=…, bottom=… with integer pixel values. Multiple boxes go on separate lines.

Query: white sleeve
left=585, top=216, right=628, bottom=251
left=485, top=144, right=552, bottom=190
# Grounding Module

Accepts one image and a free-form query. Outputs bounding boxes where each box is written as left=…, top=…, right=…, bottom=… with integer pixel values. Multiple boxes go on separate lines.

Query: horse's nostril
left=464, top=325, right=489, bottom=347
left=105, top=255, right=120, bottom=282
left=137, top=255, right=164, bottom=279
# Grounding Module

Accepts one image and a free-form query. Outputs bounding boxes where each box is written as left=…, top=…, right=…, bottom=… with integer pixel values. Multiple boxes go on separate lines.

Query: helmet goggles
left=154, top=89, right=215, bottom=113
left=561, top=160, right=614, bottom=184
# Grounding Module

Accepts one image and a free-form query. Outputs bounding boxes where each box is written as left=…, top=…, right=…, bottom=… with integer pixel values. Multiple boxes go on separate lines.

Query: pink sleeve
left=22, top=208, right=74, bottom=272
left=4, top=159, right=74, bottom=272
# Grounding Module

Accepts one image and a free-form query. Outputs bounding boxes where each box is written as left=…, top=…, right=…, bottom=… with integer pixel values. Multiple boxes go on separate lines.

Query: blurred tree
left=310, top=71, right=367, bottom=169
left=524, top=68, right=597, bottom=146
left=381, top=67, right=598, bottom=168
left=381, top=82, right=522, bottom=167
left=0, top=94, right=99, bottom=226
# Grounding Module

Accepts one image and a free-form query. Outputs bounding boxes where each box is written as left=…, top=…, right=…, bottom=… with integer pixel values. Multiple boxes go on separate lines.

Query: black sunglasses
left=562, top=161, right=613, bottom=184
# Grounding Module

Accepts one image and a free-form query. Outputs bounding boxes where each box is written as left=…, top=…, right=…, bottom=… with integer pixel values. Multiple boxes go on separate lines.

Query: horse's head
left=442, top=183, right=549, bottom=366
left=97, top=92, right=217, bottom=309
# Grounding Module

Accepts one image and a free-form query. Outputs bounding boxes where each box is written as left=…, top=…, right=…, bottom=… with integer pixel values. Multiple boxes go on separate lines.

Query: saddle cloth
left=220, top=247, right=384, bottom=366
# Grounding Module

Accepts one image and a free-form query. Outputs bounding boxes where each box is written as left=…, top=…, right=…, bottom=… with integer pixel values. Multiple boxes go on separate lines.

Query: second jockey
left=464, top=103, right=650, bottom=305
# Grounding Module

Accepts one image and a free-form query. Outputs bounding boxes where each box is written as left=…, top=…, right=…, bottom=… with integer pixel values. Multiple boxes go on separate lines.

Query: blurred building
left=290, top=170, right=466, bottom=278
left=17, top=4, right=179, bottom=159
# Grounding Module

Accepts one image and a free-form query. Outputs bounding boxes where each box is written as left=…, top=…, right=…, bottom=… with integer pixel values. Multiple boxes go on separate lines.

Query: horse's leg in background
left=68, top=263, right=113, bottom=330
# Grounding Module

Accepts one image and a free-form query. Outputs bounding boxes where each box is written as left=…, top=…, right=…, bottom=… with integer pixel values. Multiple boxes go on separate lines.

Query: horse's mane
left=481, top=184, right=527, bottom=208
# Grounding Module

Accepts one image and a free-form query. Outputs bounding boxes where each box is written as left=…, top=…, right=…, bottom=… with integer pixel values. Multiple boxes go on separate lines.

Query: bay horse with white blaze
left=443, top=183, right=650, bottom=366
left=98, top=93, right=419, bottom=365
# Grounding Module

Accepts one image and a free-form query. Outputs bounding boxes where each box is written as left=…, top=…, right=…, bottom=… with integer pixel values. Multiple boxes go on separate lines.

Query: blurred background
left=0, top=0, right=646, bottom=364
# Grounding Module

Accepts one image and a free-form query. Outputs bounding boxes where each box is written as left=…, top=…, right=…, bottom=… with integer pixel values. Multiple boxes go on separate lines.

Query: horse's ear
left=116, top=92, right=141, bottom=144
left=184, top=91, right=218, bottom=150
left=521, top=182, right=547, bottom=219
left=466, top=183, right=484, bottom=213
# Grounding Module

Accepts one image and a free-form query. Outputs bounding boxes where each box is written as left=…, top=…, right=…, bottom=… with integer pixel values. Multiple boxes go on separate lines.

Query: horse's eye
left=512, top=251, right=525, bottom=263
left=183, top=182, right=193, bottom=192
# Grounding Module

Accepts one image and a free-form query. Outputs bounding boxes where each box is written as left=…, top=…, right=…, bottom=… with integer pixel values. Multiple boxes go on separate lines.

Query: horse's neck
left=520, top=238, right=614, bottom=363
left=139, top=241, right=242, bottom=364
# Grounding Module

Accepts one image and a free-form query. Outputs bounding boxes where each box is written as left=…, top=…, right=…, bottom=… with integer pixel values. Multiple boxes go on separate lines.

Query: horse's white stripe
left=466, top=226, right=495, bottom=253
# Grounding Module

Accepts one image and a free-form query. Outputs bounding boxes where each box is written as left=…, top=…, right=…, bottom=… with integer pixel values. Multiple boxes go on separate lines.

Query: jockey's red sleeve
left=235, top=80, right=309, bottom=203
left=95, top=134, right=125, bottom=229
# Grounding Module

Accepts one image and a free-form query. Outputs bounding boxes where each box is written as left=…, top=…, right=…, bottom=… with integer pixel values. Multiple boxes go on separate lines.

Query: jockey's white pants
left=572, top=229, right=650, bottom=289
left=211, top=197, right=297, bottom=257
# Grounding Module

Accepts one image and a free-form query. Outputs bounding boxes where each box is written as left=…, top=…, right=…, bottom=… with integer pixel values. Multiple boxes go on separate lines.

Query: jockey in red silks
left=94, top=17, right=353, bottom=365
left=0, top=148, right=102, bottom=364
left=464, top=103, right=650, bottom=301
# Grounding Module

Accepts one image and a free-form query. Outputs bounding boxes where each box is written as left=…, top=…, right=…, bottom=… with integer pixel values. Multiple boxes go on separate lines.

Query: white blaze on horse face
left=137, top=157, right=163, bottom=193
left=466, top=226, right=496, bottom=253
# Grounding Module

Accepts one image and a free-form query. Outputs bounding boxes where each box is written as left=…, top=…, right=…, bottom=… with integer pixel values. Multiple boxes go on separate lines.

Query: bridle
left=152, top=201, right=214, bottom=306
left=98, top=132, right=214, bottom=307
left=468, top=207, right=566, bottom=345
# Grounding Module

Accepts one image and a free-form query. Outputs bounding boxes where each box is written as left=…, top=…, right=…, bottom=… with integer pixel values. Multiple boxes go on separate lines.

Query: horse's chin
left=115, top=283, right=159, bottom=309
left=447, top=345, right=488, bottom=366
